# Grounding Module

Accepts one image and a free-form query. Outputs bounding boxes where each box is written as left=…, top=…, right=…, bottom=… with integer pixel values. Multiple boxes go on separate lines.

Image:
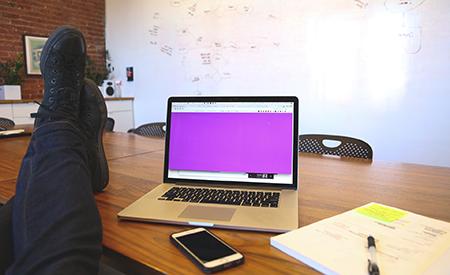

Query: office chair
left=128, top=122, right=166, bottom=138
left=0, top=117, right=15, bottom=129
left=299, top=134, right=373, bottom=160
left=104, top=117, right=115, bottom=132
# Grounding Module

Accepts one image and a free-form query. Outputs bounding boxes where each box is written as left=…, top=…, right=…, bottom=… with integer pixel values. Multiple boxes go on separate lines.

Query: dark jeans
left=0, top=121, right=102, bottom=275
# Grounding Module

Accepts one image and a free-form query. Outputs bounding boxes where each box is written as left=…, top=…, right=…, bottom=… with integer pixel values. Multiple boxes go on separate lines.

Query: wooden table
left=1, top=133, right=450, bottom=274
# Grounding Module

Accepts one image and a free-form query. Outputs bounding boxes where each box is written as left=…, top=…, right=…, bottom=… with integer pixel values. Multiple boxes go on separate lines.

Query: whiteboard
left=106, top=0, right=450, bottom=167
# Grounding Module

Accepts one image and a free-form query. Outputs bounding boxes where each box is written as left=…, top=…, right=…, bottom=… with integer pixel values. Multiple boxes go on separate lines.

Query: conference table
left=1, top=131, right=450, bottom=274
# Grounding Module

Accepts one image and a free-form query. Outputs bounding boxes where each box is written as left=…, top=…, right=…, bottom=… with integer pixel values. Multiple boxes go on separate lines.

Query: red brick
left=0, top=0, right=105, bottom=99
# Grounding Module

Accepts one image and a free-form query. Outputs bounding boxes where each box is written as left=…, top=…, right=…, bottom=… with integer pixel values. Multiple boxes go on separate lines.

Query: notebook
left=0, top=129, right=29, bottom=138
left=118, top=96, right=299, bottom=232
left=270, top=202, right=450, bottom=275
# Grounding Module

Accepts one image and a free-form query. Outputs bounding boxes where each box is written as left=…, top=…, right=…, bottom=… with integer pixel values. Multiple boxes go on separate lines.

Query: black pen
left=367, top=236, right=380, bottom=275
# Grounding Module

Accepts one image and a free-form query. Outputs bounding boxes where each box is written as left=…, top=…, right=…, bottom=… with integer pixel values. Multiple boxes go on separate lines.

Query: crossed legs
left=0, top=25, right=109, bottom=275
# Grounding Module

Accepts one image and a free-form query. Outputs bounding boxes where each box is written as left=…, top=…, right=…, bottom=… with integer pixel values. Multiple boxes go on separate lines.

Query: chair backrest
left=299, top=134, right=373, bottom=160
left=129, top=122, right=166, bottom=138
left=0, top=117, right=15, bottom=129
left=104, top=117, right=115, bottom=132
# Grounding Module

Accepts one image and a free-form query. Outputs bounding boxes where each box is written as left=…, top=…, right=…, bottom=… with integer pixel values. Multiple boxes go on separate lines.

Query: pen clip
left=368, top=259, right=380, bottom=275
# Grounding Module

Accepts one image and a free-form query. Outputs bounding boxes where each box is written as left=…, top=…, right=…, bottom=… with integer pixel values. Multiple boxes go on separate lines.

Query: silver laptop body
left=118, top=96, right=299, bottom=232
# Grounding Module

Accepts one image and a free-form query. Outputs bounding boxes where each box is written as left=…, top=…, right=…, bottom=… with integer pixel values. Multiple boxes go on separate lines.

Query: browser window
left=167, top=101, right=294, bottom=185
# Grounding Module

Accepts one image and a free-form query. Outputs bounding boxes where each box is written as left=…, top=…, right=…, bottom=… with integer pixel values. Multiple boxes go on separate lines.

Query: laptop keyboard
left=158, top=187, right=280, bottom=208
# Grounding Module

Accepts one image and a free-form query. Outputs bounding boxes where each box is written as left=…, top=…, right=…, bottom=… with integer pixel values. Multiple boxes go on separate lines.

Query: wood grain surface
left=1, top=133, right=449, bottom=274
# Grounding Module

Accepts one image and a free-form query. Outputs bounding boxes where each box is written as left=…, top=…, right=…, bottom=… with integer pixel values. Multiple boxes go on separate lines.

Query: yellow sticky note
left=356, top=203, right=407, bottom=223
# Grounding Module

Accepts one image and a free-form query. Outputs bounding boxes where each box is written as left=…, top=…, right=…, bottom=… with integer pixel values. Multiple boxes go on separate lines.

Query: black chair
left=0, top=117, right=15, bottom=129
left=104, top=117, right=115, bottom=132
left=299, top=134, right=373, bottom=160
left=128, top=122, right=166, bottom=138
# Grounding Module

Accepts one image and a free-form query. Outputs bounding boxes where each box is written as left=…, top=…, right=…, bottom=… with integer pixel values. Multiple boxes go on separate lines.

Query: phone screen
left=176, top=231, right=236, bottom=262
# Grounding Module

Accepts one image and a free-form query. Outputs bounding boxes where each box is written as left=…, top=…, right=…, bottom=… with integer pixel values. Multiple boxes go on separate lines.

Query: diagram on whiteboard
left=353, top=0, right=426, bottom=12
left=354, top=0, right=427, bottom=54
left=384, top=0, right=426, bottom=12
left=147, top=0, right=283, bottom=92
left=385, top=0, right=427, bottom=54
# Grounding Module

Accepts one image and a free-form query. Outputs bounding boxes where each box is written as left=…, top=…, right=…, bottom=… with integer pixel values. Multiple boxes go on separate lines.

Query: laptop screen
left=165, top=97, right=298, bottom=188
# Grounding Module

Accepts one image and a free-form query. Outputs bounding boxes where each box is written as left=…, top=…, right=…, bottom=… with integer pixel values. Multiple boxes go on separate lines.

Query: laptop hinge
left=165, top=182, right=284, bottom=191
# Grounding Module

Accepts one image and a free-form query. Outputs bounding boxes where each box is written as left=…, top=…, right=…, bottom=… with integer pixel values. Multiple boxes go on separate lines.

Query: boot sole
left=91, top=83, right=109, bottom=192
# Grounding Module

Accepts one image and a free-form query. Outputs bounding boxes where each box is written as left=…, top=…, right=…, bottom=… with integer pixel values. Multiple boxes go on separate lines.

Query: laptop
left=118, top=96, right=299, bottom=232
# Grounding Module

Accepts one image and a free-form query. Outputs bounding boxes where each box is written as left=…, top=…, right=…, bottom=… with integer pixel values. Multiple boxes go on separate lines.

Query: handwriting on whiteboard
left=146, top=0, right=282, bottom=89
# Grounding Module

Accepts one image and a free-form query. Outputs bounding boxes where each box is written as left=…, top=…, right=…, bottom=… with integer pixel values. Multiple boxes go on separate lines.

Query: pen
left=367, top=236, right=380, bottom=275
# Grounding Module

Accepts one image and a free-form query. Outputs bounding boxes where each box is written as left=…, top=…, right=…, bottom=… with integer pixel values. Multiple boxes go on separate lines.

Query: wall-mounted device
left=101, top=80, right=121, bottom=98
left=126, top=67, right=134, bottom=81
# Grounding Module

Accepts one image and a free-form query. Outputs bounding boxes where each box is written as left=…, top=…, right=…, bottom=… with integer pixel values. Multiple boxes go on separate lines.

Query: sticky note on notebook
left=356, top=203, right=407, bottom=222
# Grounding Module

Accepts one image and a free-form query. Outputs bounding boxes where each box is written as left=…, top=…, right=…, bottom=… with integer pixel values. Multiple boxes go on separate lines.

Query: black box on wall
left=126, top=67, right=133, bottom=81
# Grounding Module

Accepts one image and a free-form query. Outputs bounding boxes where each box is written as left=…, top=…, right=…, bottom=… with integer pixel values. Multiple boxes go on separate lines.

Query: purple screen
left=168, top=112, right=293, bottom=174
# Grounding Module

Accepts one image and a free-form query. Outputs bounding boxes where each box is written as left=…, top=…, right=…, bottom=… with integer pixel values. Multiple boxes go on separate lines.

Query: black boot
left=80, top=79, right=109, bottom=192
left=34, top=26, right=86, bottom=128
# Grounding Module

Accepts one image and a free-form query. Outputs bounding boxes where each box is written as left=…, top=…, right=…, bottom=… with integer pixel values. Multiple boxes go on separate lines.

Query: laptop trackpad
left=178, top=205, right=236, bottom=221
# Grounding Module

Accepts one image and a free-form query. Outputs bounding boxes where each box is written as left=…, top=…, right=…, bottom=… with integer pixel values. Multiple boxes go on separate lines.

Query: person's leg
left=7, top=121, right=102, bottom=275
left=5, top=26, right=104, bottom=275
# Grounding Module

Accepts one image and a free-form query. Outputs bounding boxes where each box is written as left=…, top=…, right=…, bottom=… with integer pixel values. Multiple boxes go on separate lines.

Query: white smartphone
left=170, top=227, right=244, bottom=273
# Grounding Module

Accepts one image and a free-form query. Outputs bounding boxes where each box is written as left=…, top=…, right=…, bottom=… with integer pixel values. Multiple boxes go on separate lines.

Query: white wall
left=105, top=0, right=450, bottom=167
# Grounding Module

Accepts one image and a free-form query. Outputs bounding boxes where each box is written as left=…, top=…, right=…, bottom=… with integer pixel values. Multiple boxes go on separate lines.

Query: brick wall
left=0, top=0, right=105, bottom=99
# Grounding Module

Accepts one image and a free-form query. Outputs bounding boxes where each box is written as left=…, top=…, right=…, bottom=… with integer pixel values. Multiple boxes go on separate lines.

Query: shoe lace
left=45, top=52, right=84, bottom=96
left=31, top=89, right=78, bottom=121
left=49, top=51, right=84, bottom=77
